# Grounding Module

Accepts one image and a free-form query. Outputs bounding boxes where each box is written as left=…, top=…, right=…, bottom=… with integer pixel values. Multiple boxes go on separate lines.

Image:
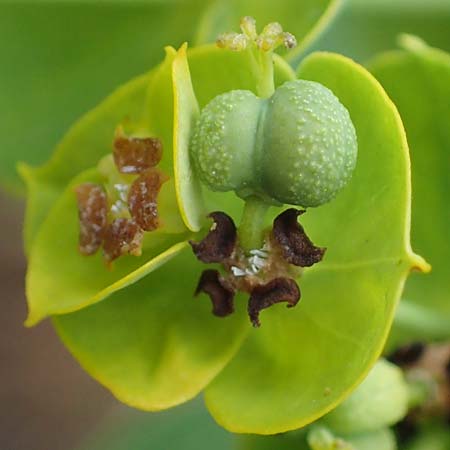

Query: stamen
left=195, top=269, right=235, bottom=317
left=216, top=32, right=248, bottom=51
left=190, top=212, right=237, bottom=263
left=128, top=169, right=168, bottom=231
left=272, top=208, right=326, bottom=267
left=103, top=218, right=143, bottom=263
left=75, top=183, right=108, bottom=255
left=113, top=129, right=163, bottom=174
left=248, top=277, right=300, bottom=327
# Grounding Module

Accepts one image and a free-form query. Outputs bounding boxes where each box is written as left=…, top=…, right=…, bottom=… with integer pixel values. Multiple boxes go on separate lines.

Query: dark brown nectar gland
left=103, top=218, right=144, bottom=263
left=190, top=208, right=326, bottom=327
left=113, top=130, right=163, bottom=174
left=128, top=169, right=169, bottom=231
left=75, top=131, right=167, bottom=264
left=75, top=183, right=108, bottom=255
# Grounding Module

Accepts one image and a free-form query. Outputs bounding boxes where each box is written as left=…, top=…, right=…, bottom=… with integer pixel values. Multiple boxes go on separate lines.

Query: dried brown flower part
left=128, top=169, right=168, bottom=231
left=195, top=269, right=235, bottom=317
left=113, top=131, right=163, bottom=174
left=272, top=208, right=326, bottom=267
left=75, top=183, right=108, bottom=255
left=391, top=342, right=450, bottom=423
left=103, top=218, right=143, bottom=263
left=388, top=341, right=425, bottom=367
left=248, top=277, right=300, bottom=327
left=190, top=212, right=237, bottom=263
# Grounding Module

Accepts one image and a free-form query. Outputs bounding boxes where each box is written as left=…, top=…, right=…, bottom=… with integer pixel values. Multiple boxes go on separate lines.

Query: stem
left=238, top=196, right=269, bottom=252
left=256, top=51, right=275, bottom=98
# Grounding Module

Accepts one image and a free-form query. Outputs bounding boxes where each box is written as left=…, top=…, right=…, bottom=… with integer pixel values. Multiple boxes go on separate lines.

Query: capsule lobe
left=260, top=79, right=357, bottom=207
left=190, top=90, right=262, bottom=193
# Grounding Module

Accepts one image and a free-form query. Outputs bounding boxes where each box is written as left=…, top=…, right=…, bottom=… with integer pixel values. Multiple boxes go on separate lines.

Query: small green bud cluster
left=190, top=79, right=357, bottom=208
left=216, top=16, right=297, bottom=53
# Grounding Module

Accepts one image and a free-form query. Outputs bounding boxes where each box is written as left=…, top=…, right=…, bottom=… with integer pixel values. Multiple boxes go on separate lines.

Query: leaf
left=203, top=52, right=428, bottom=434
left=53, top=246, right=249, bottom=411
left=25, top=168, right=189, bottom=326
left=0, top=1, right=207, bottom=192
left=194, top=0, right=344, bottom=62
left=369, top=38, right=450, bottom=345
left=172, top=43, right=204, bottom=232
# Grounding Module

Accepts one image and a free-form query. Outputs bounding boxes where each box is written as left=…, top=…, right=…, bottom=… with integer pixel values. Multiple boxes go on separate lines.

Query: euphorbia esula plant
left=19, top=12, right=429, bottom=439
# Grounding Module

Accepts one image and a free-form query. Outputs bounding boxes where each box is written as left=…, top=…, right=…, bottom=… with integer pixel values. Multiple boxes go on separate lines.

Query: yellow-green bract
left=20, top=43, right=428, bottom=435
left=191, top=79, right=357, bottom=207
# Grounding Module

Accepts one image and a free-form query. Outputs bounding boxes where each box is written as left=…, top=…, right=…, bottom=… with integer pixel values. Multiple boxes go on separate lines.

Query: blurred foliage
left=309, top=0, right=450, bottom=64
left=0, top=1, right=208, bottom=193
left=77, top=399, right=234, bottom=450
left=369, top=37, right=450, bottom=346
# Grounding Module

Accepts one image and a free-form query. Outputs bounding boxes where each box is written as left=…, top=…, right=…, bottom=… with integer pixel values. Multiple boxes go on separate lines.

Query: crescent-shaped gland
left=190, top=212, right=237, bottom=263
left=248, top=277, right=300, bottom=327
left=75, top=183, right=108, bottom=255
left=113, top=132, right=163, bottom=174
left=195, top=269, right=235, bottom=317
left=272, top=208, right=326, bottom=267
left=103, top=218, right=143, bottom=263
left=128, top=169, right=169, bottom=232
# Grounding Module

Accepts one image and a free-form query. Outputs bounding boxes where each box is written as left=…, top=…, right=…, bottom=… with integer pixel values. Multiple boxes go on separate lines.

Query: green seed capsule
left=191, top=79, right=357, bottom=208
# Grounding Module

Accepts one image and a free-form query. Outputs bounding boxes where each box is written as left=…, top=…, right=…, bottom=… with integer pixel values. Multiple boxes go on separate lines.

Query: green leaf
left=369, top=38, right=450, bottom=344
left=25, top=168, right=189, bottom=326
left=203, top=51, right=427, bottom=434
left=0, top=1, right=209, bottom=193
left=53, top=246, right=249, bottom=411
left=194, top=0, right=344, bottom=62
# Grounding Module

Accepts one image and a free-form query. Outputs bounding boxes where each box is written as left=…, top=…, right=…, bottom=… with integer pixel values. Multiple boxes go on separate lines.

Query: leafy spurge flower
left=20, top=17, right=428, bottom=434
